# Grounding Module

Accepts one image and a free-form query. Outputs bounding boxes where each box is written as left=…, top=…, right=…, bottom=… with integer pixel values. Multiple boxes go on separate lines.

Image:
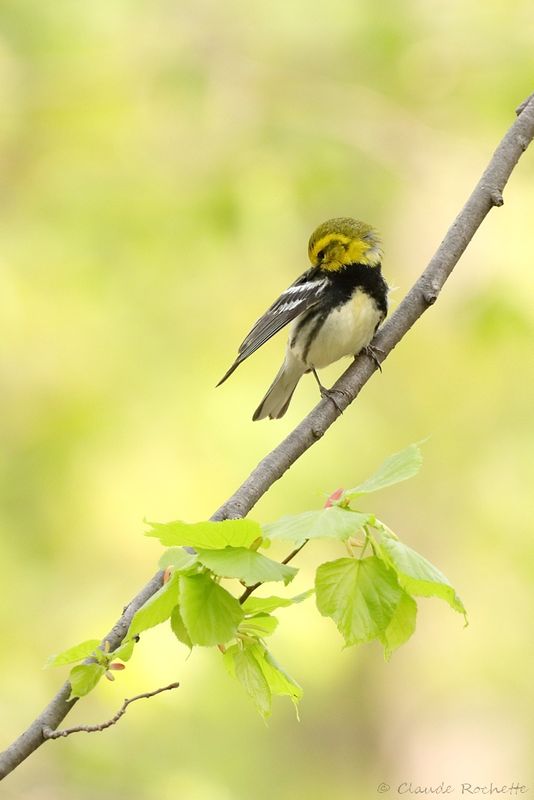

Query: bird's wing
left=217, top=270, right=327, bottom=386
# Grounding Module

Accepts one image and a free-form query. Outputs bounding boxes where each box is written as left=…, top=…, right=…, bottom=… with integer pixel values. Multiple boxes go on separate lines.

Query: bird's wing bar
left=217, top=272, right=327, bottom=386
left=238, top=275, right=327, bottom=358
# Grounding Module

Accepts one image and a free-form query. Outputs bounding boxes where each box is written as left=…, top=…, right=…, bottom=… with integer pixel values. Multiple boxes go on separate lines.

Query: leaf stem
left=359, top=531, right=371, bottom=560
left=238, top=540, right=308, bottom=604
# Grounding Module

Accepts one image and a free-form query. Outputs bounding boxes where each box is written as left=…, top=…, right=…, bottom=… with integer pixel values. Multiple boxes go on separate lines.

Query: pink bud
left=324, top=488, right=344, bottom=508
left=163, top=567, right=173, bottom=584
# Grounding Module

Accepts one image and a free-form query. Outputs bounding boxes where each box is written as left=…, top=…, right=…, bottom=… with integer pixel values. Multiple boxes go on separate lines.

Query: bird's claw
left=362, top=344, right=384, bottom=372
left=311, top=368, right=348, bottom=412
left=319, top=385, right=348, bottom=413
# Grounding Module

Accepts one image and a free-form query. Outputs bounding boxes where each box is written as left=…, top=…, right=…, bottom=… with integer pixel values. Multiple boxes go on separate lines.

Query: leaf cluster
left=47, top=444, right=466, bottom=718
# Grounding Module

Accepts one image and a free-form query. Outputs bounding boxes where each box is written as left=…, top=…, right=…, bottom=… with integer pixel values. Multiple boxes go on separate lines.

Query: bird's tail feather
left=216, top=357, right=242, bottom=387
left=253, top=357, right=305, bottom=421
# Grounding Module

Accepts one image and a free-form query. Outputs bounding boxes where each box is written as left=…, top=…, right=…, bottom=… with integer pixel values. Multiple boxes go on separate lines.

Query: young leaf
left=223, top=644, right=272, bottom=719
left=111, top=638, right=136, bottom=663
left=179, top=573, right=243, bottom=646
left=258, top=647, right=303, bottom=706
left=315, top=556, right=402, bottom=647
left=263, top=507, right=371, bottom=546
left=68, top=663, right=106, bottom=699
left=239, top=614, right=279, bottom=638
left=159, top=547, right=198, bottom=571
left=170, top=605, right=193, bottom=649
left=379, top=591, right=417, bottom=660
left=224, top=641, right=302, bottom=718
left=196, top=546, right=297, bottom=586
left=242, top=589, right=314, bottom=615
left=377, top=532, right=467, bottom=618
left=146, top=519, right=261, bottom=550
left=45, top=639, right=101, bottom=668
left=127, top=571, right=180, bottom=639
left=343, top=443, right=423, bottom=499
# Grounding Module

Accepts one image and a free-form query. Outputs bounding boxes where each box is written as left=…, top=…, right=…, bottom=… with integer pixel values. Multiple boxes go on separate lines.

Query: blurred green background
left=1, top=1, right=534, bottom=798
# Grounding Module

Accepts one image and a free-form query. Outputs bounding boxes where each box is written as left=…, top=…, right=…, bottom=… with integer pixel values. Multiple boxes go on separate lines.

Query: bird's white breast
left=289, top=289, right=383, bottom=369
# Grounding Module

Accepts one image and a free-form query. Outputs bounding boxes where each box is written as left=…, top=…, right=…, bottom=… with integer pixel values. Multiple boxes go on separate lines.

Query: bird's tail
left=253, top=355, right=305, bottom=421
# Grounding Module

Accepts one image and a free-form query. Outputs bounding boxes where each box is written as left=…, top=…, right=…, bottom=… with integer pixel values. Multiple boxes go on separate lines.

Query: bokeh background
left=1, top=1, right=534, bottom=798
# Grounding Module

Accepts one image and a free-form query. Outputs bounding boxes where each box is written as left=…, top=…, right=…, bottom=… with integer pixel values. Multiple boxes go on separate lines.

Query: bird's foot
left=319, top=385, right=348, bottom=413
left=311, top=369, right=348, bottom=412
left=362, top=344, right=385, bottom=372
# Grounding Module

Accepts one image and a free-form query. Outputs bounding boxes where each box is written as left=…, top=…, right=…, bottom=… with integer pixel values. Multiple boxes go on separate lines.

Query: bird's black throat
left=324, top=261, right=388, bottom=316
left=291, top=261, right=389, bottom=360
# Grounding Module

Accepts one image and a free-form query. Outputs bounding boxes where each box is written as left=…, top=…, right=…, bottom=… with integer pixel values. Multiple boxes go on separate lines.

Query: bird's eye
left=317, top=249, right=325, bottom=262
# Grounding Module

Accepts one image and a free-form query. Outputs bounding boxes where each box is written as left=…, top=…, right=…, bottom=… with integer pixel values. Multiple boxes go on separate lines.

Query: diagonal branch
left=1, top=94, right=534, bottom=781
left=212, top=96, right=534, bottom=522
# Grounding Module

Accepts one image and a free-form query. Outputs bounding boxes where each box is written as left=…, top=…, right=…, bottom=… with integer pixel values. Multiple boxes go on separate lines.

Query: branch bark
left=1, top=95, right=534, bottom=781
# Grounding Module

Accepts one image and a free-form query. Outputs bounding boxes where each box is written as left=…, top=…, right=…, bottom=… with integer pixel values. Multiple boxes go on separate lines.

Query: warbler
left=218, top=217, right=388, bottom=420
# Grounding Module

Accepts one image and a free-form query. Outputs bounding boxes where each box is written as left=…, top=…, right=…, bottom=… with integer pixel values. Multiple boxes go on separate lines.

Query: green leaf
left=146, top=519, right=261, bottom=550
left=242, top=589, right=314, bottom=615
left=170, top=605, right=193, bottom=649
left=239, top=614, right=279, bottom=638
left=263, top=507, right=371, bottom=546
left=379, top=591, right=417, bottom=660
left=196, top=547, right=297, bottom=586
left=378, top=532, right=467, bottom=618
left=224, top=642, right=302, bottom=718
left=315, top=556, right=402, bottom=647
left=258, top=647, right=303, bottom=706
left=223, top=644, right=272, bottom=719
left=68, top=663, right=106, bottom=699
left=45, top=639, right=101, bottom=668
left=111, top=639, right=136, bottom=663
left=158, top=547, right=198, bottom=571
left=343, top=443, right=423, bottom=499
left=127, top=572, right=180, bottom=638
left=179, top=573, right=243, bottom=646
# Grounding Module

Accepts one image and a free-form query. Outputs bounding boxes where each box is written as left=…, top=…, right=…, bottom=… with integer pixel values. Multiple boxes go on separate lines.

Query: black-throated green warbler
left=218, top=217, right=388, bottom=420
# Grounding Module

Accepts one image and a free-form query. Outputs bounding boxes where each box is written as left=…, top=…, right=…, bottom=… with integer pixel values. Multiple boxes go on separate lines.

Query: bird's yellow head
left=308, top=217, right=382, bottom=271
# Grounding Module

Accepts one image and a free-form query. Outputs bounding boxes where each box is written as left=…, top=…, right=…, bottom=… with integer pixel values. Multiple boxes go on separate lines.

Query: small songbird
left=217, top=217, right=388, bottom=420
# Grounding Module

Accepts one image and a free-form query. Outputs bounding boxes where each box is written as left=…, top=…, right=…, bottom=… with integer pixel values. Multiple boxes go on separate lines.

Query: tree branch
left=0, top=570, right=164, bottom=780
left=1, top=94, right=534, bottom=781
left=42, top=683, right=180, bottom=739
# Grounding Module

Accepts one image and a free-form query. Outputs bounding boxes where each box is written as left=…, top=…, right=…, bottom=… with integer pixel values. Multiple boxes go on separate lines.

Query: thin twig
left=1, top=93, right=534, bottom=781
left=42, top=683, right=179, bottom=739
left=239, top=540, right=309, bottom=604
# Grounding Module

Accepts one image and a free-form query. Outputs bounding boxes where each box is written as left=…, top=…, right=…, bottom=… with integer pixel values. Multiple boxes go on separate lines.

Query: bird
left=217, top=217, right=388, bottom=420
